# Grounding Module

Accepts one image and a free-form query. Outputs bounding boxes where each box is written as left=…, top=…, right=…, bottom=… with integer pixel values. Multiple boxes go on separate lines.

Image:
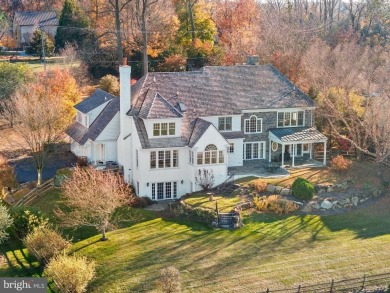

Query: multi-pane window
left=151, top=182, right=178, bottom=200
left=244, top=115, right=262, bottom=133
left=218, top=117, right=232, bottom=131
left=189, top=150, right=194, bottom=164
left=153, top=122, right=176, bottom=136
left=150, top=150, right=179, bottom=169
left=243, top=142, right=265, bottom=160
left=277, top=111, right=304, bottom=127
left=228, top=143, right=234, bottom=153
left=197, top=144, right=225, bottom=165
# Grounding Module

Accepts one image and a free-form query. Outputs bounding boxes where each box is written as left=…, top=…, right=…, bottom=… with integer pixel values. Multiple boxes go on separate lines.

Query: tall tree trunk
left=141, top=6, right=148, bottom=75
left=187, top=0, right=196, bottom=45
left=115, top=0, right=124, bottom=63
left=101, top=225, right=107, bottom=241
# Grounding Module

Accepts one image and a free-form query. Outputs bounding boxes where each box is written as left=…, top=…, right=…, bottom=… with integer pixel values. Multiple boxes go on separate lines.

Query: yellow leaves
left=318, top=87, right=366, bottom=118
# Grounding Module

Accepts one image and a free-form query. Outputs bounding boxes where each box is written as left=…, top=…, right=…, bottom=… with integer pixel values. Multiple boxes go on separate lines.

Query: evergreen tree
left=26, top=29, right=54, bottom=58
left=55, top=0, right=97, bottom=50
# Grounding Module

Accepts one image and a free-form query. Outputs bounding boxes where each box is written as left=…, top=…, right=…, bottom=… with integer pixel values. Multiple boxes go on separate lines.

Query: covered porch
left=268, top=127, right=328, bottom=168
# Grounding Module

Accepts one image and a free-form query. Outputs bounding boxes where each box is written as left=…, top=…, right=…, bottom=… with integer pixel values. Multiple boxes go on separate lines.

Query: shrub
left=250, top=179, right=268, bottom=193
left=292, top=177, right=314, bottom=200
left=253, top=195, right=298, bottom=215
left=76, top=156, right=88, bottom=167
left=158, top=266, right=181, bottom=293
left=0, top=205, right=13, bottom=244
left=132, top=196, right=152, bottom=208
left=331, top=155, right=352, bottom=172
left=98, top=74, right=119, bottom=96
left=0, top=154, right=18, bottom=192
left=24, top=226, right=71, bottom=264
left=174, top=202, right=217, bottom=227
left=46, top=254, right=95, bottom=293
left=9, top=206, right=48, bottom=239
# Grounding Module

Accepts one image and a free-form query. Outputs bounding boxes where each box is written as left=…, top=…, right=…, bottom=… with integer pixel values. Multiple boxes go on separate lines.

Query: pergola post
left=323, top=141, right=327, bottom=165
left=281, top=143, right=285, bottom=167
left=268, top=139, right=272, bottom=162
left=292, top=143, right=295, bottom=167
left=309, top=143, right=312, bottom=159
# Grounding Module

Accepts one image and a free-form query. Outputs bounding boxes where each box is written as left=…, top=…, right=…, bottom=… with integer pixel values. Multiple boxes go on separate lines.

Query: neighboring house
left=13, top=11, right=58, bottom=48
left=67, top=58, right=327, bottom=200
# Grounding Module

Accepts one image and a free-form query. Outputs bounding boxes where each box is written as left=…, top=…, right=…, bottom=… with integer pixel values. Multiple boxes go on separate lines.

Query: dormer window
left=76, top=111, right=88, bottom=127
left=218, top=117, right=232, bottom=131
left=153, top=122, right=175, bottom=136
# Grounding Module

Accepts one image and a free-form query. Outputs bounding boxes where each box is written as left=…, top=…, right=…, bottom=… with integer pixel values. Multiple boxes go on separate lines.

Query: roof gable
left=145, top=93, right=182, bottom=119
left=75, top=89, right=117, bottom=114
left=14, top=11, right=58, bottom=26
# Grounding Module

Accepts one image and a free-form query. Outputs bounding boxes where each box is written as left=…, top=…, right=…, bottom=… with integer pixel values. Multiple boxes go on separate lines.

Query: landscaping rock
left=341, top=182, right=349, bottom=190
left=339, top=198, right=350, bottom=206
left=351, top=197, right=359, bottom=206
left=321, top=200, right=333, bottom=209
left=280, top=188, right=291, bottom=196
left=274, top=186, right=283, bottom=193
left=331, top=200, right=339, bottom=206
left=266, top=184, right=276, bottom=193
left=327, top=186, right=334, bottom=192
left=308, top=201, right=320, bottom=210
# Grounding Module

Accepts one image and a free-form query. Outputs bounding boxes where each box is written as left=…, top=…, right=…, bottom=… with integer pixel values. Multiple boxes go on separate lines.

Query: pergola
left=268, top=127, right=328, bottom=167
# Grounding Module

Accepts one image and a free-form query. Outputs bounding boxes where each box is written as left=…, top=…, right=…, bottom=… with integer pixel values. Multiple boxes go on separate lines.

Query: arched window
left=205, top=144, right=217, bottom=164
left=244, top=115, right=262, bottom=133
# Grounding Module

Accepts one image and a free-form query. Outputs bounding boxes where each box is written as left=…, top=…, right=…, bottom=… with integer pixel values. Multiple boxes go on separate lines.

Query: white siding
left=96, top=113, right=120, bottom=141
left=201, top=115, right=241, bottom=132
left=88, top=101, right=110, bottom=125
left=227, top=139, right=244, bottom=167
left=70, top=139, right=92, bottom=161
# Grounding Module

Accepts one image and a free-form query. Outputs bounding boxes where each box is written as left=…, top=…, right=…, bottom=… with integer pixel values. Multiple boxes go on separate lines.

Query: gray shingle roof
left=221, top=131, right=245, bottom=140
left=14, top=11, right=58, bottom=26
left=269, top=127, right=327, bottom=142
left=188, top=119, right=213, bottom=148
left=67, top=97, right=120, bottom=145
left=129, top=65, right=316, bottom=149
left=75, top=89, right=117, bottom=114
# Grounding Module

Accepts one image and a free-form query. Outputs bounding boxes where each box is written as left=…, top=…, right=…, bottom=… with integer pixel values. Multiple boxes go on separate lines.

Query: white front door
left=96, top=144, right=105, bottom=162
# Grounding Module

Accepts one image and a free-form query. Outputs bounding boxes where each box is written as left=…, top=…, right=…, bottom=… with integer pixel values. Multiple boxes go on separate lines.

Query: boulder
left=327, top=186, right=334, bottom=192
left=321, top=200, right=333, bottom=209
left=266, top=184, right=276, bottom=193
left=339, top=198, right=350, bottom=206
left=331, top=200, right=339, bottom=206
left=280, top=188, right=291, bottom=196
left=274, top=186, right=283, bottom=193
left=351, top=197, right=359, bottom=206
left=308, top=201, right=320, bottom=210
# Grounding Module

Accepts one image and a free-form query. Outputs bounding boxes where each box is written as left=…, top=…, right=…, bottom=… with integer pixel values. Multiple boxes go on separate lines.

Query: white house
left=13, top=11, right=58, bottom=47
left=67, top=59, right=327, bottom=200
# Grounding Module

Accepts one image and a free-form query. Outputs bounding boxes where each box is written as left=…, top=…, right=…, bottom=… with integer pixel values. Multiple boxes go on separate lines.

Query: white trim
left=242, top=107, right=315, bottom=113
left=244, top=115, right=263, bottom=134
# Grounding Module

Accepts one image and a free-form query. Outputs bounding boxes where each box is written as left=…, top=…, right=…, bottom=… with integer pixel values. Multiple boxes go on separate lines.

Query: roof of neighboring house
left=74, top=89, right=117, bottom=114
left=269, top=127, right=327, bottom=142
left=66, top=94, right=120, bottom=145
left=129, top=65, right=316, bottom=149
left=14, top=11, right=58, bottom=26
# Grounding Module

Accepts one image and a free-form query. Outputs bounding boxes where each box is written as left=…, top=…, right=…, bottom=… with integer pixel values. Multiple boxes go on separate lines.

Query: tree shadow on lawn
left=320, top=196, right=390, bottom=239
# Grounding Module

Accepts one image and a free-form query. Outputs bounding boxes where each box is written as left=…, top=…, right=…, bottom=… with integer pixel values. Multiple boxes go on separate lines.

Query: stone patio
left=228, top=159, right=325, bottom=180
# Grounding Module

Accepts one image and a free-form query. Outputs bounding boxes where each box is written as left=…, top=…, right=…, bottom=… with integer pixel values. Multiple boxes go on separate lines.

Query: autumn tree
left=12, top=69, right=79, bottom=185
left=0, top=8, right=9, bottom=43
left=0, top=155, right=17, bottom=193
left=99, top=75, right=120, bottom=95
left=58, top=167, right=134, bottom=241
left=25, top=29, right=54, bottom=58
left=301, top=39, right=390, bottom=163
left=0, top=63, right=30, bottom=127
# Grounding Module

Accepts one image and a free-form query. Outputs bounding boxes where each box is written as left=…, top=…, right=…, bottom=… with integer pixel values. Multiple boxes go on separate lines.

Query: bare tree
left=195, top=168, right=215, bottom=191
left=13, top=81, right=67, bottom=186
left=133, top=0, right=159, bottom=75
left=58, top=167, right=134, bottom=241
left=108, top=0, right=134, bottom=62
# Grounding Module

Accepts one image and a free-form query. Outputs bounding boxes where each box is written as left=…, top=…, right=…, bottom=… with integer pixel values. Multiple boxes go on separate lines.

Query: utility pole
left=39, top=24, right=46, bottom=72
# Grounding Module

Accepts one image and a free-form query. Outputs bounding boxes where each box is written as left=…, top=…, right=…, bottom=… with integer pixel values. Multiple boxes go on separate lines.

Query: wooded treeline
left=0, top=0, right=389, bottom=163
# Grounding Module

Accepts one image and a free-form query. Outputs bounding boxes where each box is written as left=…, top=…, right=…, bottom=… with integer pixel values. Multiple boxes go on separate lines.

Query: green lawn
left=184, top=194, right=242, bottom=212
left=0, top=57, right=79, bottom=72
left=1, top=189, right=390, bottom=292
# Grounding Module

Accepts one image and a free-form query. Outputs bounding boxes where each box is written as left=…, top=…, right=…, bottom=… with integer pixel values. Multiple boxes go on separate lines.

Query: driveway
left=10, top=150, right=77, bottom=183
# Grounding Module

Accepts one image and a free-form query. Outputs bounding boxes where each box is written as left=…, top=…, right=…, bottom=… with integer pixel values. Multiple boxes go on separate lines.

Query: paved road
left=10, top=151, right=77, bottom=183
